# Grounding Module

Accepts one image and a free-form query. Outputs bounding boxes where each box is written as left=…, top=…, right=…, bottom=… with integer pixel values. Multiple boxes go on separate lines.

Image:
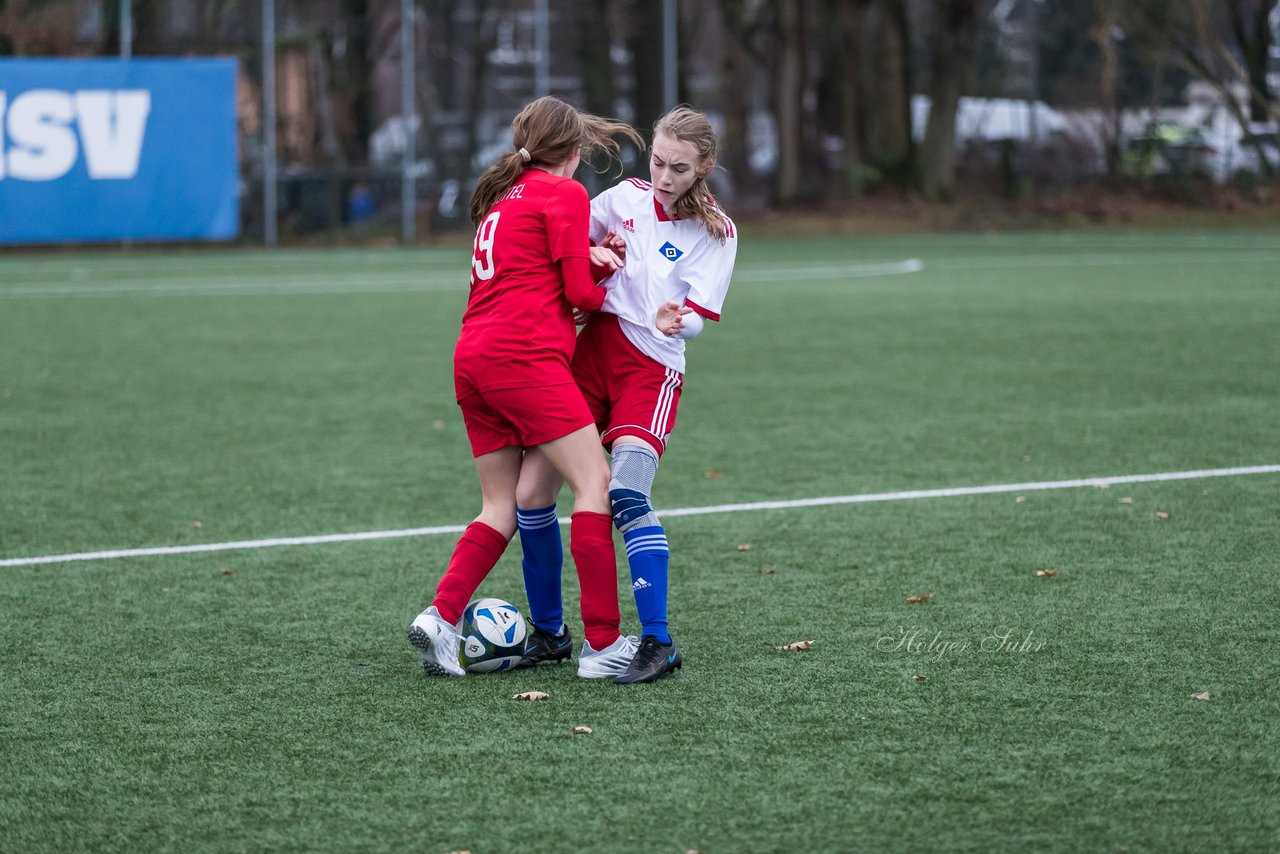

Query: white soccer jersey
left=590, top=177, right=738, bottom=373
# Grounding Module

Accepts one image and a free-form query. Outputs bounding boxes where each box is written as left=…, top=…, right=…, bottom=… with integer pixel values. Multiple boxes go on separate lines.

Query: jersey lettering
left=472, top=211, right=500, bottom=281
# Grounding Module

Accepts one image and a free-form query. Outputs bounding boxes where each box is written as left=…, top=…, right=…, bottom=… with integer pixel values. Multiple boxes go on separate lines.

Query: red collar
left=654, top=196, right=679, bottom=222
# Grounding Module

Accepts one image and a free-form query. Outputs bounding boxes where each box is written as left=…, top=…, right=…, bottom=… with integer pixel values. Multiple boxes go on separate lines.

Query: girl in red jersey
left=407, top=97, right=644, bottom=678
left=514, top=106, right=738, bottom=684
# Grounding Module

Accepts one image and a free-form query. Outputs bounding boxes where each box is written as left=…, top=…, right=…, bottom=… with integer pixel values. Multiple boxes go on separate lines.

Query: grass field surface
left=2, top=230, right=1278, bottom=852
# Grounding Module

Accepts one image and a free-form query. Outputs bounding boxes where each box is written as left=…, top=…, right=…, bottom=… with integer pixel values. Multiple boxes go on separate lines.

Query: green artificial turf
left=1, top=230, right=1278, bottom=852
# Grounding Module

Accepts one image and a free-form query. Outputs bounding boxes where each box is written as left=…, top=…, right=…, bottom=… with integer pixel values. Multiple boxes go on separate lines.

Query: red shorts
left=572, top=313, right=683, bottom=457
left=455, top=380, right=595, bottom=458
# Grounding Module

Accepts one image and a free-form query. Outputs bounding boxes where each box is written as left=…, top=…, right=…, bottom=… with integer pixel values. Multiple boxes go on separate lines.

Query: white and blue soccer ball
left=458, top=597, right=528, bottom=673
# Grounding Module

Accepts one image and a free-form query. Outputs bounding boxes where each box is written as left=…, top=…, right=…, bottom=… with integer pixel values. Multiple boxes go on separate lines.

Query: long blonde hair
left=655, top=105, right=729, bottom=243
left=470, top=96, right=644, bottom=226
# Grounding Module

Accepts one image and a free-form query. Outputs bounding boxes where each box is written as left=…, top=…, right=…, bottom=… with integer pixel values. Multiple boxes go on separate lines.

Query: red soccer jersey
left=453, top=169, right=603, bottom=394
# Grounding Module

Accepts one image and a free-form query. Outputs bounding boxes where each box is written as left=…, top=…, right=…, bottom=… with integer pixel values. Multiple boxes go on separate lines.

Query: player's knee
left=609, top=487, right=654, bottom=531
left=608, top=442, right=661, bottom=532
left=516, top=480, right=557, bottom=511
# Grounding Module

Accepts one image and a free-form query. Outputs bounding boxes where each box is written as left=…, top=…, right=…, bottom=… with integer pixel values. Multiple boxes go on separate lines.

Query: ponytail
left=469, top=96, right=644, bottom=227
left=470, top=153, right=527, bottom=227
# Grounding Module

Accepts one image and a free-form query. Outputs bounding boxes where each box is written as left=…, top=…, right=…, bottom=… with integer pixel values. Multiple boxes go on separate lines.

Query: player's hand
left=655, top=300, right=693, bottom=336
left=599, top=229, right=627, bottom=263
left=589, top=244, right=624, bottom=274
left=573, top=308, right=593, bottom=327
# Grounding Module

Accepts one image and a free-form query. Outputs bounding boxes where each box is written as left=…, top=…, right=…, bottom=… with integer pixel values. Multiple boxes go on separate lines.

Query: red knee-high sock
left=431, top=521, right=509, bottom=625
left=570, top=510, right=621, bottom=650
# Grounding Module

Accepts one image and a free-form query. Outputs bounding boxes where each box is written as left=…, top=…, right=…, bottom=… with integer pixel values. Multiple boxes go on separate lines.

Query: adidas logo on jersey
left=632, top=577, right=652, bottom=591
left=658, top=241, right=684, bottom=262
left=620, top=218, right=635, bottom=233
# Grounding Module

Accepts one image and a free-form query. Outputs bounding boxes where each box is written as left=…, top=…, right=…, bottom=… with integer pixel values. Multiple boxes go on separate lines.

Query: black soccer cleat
left=513, top=625, right=574, bottom=669
left=613, top=635, right=682, bottom=685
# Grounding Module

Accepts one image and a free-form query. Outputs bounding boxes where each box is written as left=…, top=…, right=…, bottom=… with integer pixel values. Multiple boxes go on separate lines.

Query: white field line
left=0, top=275, right=467, bottom=298
left=4, top=247, right=1278, bottom=298
left=0, top=261, right=923, bottom=298
left=734, top=259, right=924, bottom=281
left=3, top=464, right=1277, bottom=569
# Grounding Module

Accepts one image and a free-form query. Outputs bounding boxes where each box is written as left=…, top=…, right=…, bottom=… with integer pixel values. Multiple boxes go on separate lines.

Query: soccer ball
left=458, top=597, right=528, bottom=673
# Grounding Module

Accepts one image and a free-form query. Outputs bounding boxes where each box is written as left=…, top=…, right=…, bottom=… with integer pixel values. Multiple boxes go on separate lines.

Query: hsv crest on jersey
left=658, top=241, right=684, bottom=262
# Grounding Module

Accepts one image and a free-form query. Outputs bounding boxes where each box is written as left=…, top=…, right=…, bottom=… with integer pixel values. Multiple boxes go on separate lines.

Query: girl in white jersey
left=513, top=105, right=738, bottom=685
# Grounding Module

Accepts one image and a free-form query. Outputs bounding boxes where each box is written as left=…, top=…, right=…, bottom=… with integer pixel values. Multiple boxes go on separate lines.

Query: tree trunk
left=838, top=0, right=873, bottom=194
left=918, top=0, right=986, bottom=199
left=717, top=0, right=754, bottom=206
left=578, top=0, right=616, bottom=119
left=816, top=0, right=871, bottom=197
left=625, top=0, right=666, bottom=137
left=1090, top=2, right=1123, bottom=181
left=863, top=0, right=914, bottom=186
left=772, top=0, right=806, bottom=204
left=1228, top=0, right=1278, bottom=124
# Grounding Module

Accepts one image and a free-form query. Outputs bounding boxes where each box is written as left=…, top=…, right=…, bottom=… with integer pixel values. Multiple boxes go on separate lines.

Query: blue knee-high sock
left=517, top=504, right=564, bottom=634
left=623, top=525, right=670, bottom=644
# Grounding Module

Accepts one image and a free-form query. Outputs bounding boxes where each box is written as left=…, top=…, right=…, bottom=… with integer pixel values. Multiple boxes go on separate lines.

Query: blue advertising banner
left=0, top=58, right=239, bottom=244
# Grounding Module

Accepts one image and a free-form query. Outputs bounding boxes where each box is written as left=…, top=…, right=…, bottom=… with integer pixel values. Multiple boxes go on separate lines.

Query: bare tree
left=1226, top=0, right=1279, bottom=124
left=918, top=0, right=990, bottom=199
left=1124, top=0, right=1277, bottom=175
left=861, top=0, right=914, bottom=186
left=717, top=0, right=763, bottom=206
left=772, top=0, right=807, bottom=203
left=816, top=0, right=874, bottom=197
left=1089, top=0, right=1125, bottom=180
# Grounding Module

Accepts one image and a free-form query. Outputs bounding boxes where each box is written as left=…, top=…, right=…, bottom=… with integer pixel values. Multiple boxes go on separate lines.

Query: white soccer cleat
left=407, top=606, right=466, bottom=677
left=576, top=634, right=639, bottom=679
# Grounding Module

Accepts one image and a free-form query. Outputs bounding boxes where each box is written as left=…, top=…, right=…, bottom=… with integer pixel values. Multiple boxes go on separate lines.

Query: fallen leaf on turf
left=1015, top=495, right=1026, bottom=503
left=1119, top=497, right=1134, bottom=504
left=1036, top=569, right=1058, bottom=577
left=759, top=567, right=776, bottom=575
left=571, top=726, right=593, bottom=735
left=1155, top=511, right=1171, bottom=520
left=1095, top=482, right=1111, bottom=489
left=1190, top=691, right=1210, bottom=701
left=705, top=469, right=725, bottom=479
left=905, top=594, right=929, bottom=604
left=432, top=419, right=445, bottom=429
left=189, top=520, right=203, bottom=529
left=220, top=567, right=235, bottom=576
left=736, top=544, right=752, bottom=551
left=512, top=691, right=548, bottom=701
left=913, top=674, right=928, bottom=681
left=778, top=640, right=814, bottom=651
left=1022, top=454, right=1032, bottom=462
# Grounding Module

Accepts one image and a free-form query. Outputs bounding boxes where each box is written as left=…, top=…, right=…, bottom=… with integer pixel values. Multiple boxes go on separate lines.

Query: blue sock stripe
left=516, top=505, right=558, bottom=531
left=624, top=535, right=669, bottom=557
left=518, top=503, right=563, bottom=634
